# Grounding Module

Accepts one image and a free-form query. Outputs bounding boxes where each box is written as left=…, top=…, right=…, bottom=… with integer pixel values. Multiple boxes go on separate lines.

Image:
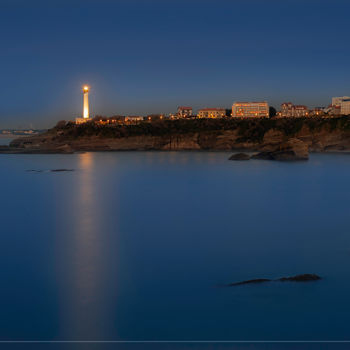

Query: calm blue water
left=0, top=151, right=350, bottom=349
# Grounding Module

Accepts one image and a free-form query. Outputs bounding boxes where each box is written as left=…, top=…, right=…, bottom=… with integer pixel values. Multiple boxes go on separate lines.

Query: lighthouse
left=83, top=85, right=89, bottom=119
left=76, top=85, right=91, bottom=124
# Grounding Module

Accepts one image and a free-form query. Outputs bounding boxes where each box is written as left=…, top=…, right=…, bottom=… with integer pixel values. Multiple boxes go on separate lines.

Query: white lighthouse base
left=76, top=117, right=92, bottom=124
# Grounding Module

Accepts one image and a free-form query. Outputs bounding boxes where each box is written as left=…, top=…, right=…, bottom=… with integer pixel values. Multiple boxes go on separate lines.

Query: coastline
left=2, top=117, right=350, bottom=155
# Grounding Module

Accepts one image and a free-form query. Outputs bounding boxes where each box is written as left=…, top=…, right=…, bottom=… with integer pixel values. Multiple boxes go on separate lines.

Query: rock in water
left=277, top=274, right=321, bottom=282
left=273, top=138, right=309, bottom=161
left=226, top=274, right=321, bottom=287
left=50, top=169, right=75, bottom=172
left=252, top=138, right=309, bottom=161
left=228, top=153, right=251, bottom=161
left=227, top=278, right=271, bottom=286
left=251, top=152, right=274, bottom=160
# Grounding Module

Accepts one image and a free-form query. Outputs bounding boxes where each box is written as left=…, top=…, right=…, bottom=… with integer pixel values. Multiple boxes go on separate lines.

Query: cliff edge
left=5, top=117, right=350, bottom=153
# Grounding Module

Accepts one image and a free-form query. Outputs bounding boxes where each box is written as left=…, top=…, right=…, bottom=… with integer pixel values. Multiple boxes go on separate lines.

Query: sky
left=0, top=0, right=349, bottom=129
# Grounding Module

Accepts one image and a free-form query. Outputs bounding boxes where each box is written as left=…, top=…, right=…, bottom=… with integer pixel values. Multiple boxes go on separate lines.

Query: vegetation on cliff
left=53, top=116, right=350, bottom=142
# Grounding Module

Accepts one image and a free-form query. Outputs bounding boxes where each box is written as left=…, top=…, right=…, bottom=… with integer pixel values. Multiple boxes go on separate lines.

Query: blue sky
left=0, top=0, right=349, bottom=128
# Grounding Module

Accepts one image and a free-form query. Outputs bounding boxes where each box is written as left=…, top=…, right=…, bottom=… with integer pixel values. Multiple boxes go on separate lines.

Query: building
left=323, top=104, right=341, bottom=117
left=309, top=107, right=325, bottom=117
left=76, top=117, right=89, bottom=124
left=324, top=104, right=333, bottom=115
left=331, top=96, right=350, bottom=115
left=177, top=106, right=193, bottom=118
left=280, top=102, right=308, bottom=117
left=232, top=102, right=269, bottom=118
left=109, top=115, right=126, bottom=123
left=281, top=102, right=293, bottom=117
left=332, top=105, right=341, bottom=116
left=332, top=96, right=350, bottom=107
left=146, top=114, right=164, bottom=122
left=197, top=108, right=226, bottom=118
left=294, top=105, right=309, bottom=117
left=340, top=99, right=350, bottom=115
left=125, top=116, right=143, bottom=122
left=76, top=85, right=92, bottom=124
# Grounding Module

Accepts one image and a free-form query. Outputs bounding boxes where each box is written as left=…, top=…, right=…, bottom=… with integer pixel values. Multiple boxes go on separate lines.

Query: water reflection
left=3, top=152, right=350, bottom=341
left=73, top=153, right=100, bottom=304
left=142, top=151, right=230, bottom=166
left=59, top=153, right=111, bottom=340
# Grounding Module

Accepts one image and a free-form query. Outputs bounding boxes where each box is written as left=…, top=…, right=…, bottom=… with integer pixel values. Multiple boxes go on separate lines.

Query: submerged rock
left=229, top=153, right=251, bottom=161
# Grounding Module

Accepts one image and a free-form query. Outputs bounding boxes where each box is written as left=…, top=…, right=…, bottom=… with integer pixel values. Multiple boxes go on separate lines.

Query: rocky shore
left=229, top=138, right=310, bottom=161
left=2, top=117, right=350, bottom=155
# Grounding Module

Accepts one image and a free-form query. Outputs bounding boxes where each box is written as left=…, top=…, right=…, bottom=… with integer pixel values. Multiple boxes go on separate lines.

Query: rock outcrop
left=226, top=274, right=321, bottom=287
left=26, top=169, right=75, bottom=173
left=277, top=274, right=321, bottom=282
left=252, top=138, right=309, bottom=161
left=228, top=153, right=251, bottom=160
left=227, top=278, right=271, bottom=286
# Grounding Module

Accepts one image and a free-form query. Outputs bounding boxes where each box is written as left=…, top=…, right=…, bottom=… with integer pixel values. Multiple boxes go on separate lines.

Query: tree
left=269, top=106, right=277, bottom=118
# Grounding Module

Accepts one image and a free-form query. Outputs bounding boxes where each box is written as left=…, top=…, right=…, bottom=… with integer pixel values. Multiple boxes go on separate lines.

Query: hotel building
left=232, top=102, right=269, bottom=118
left=177, top=106, right=193, bottom=118
left=197, top=108, right=226, bottom=118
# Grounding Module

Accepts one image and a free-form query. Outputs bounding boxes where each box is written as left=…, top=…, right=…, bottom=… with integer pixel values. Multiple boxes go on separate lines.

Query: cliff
left=5, top=117, right=350, bottom=153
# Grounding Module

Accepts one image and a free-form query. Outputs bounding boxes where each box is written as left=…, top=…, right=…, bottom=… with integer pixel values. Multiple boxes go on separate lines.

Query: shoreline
left=4, top=117, right=350, bottom=155
left=1, top=147, right=350, bottom=155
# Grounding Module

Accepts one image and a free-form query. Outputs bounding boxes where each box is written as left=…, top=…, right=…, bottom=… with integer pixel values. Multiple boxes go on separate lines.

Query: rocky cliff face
left=7, top=117, right=350, bottom=153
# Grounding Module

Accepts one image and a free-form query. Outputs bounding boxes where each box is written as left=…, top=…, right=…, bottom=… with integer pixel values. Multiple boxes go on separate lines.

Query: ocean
left=0, top=151, right=350, bottom=349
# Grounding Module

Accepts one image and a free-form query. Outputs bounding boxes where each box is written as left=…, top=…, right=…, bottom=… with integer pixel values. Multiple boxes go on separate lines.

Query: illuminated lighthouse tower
left=76, top=85, right=91, bottom=124
left=83, top=85, right=89, bottom=119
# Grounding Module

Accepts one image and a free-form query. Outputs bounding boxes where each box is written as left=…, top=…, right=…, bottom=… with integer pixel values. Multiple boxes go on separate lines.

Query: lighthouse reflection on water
left=58, top=152, right=120, bottom=340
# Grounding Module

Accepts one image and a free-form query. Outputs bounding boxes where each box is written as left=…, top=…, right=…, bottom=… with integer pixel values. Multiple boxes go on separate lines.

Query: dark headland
left=3, top=117, right=350, bottom=154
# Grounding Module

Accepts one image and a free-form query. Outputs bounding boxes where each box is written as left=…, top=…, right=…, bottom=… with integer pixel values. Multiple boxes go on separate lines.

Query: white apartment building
left=332, top=96, right=350, bottom=115
left=232, top=102, right=269, bottom=118
left=340, top=99, right=350, bottom=115
left=332, top=96, right=350, bottom=107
